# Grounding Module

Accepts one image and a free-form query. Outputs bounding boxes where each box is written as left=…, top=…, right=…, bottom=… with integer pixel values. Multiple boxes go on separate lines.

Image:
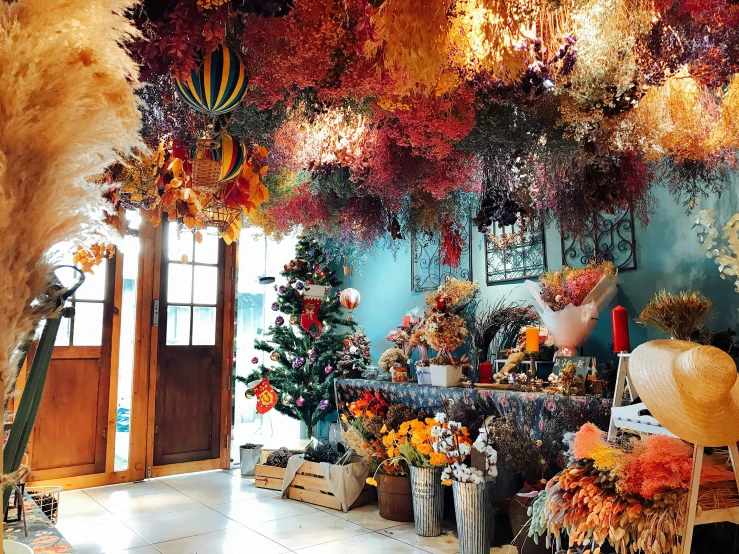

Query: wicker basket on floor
left=27, top=485, right=63, bottom=524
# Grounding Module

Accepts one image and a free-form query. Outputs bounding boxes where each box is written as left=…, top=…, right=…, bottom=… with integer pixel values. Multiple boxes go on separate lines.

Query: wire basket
left=191, top=139, right=221, bottom=193
left=201, top=193, right=242, bottom=232
left=26, top=485, right=63, bottom=524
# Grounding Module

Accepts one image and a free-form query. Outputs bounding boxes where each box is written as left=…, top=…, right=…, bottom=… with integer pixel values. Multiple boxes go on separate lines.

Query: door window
left=165, top=225, right=220, bottom=346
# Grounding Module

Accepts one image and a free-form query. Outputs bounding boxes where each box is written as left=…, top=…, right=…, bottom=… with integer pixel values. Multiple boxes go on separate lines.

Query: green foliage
left=245, top=234, right=357, bottom=428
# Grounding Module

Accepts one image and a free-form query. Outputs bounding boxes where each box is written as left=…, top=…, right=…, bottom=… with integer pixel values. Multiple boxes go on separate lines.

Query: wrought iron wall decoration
left=561, top=209, right=637, bottom=271
left=485, top=219, right=547, bottom=284
left=411, top=222, right=472, bottom=292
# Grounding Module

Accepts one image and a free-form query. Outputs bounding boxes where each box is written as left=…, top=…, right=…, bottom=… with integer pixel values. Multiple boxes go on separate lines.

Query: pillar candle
left=402, top=315, right=412, bottom=327
left=612, top=305, right=630, bottom=352
left=525, top=327, right=540, bottom=353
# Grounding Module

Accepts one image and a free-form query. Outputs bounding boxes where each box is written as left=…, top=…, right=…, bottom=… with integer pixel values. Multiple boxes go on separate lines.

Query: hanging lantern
left=214, top=133, right=246, bottom=182
left=201, top=190, right=242, bottom=232
left=174, top=44, right=248, bottom=116
left=340, top=288, right=361, bottom=310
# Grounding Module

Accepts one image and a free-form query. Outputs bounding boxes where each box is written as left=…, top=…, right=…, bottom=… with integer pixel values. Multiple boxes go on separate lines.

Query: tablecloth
left=335, top=379, right=611, bottom=440
left=4, top=494, right=74, bottom=553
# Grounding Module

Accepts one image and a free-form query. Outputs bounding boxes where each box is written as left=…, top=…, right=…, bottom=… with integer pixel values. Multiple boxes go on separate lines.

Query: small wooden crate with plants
left=285, top=460, right=375, bottom=511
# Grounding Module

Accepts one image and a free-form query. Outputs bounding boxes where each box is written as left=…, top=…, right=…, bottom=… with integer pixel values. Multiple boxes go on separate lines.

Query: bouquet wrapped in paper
left=525, top=262, right=617, bottom=356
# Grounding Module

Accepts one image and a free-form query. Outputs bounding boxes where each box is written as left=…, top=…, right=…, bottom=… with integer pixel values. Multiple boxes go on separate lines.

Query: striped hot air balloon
left=340, top=288, right=361, bottom=310
left=174, top=44, right=248, bottom=116
left=214, top=133, right=246, bottom=182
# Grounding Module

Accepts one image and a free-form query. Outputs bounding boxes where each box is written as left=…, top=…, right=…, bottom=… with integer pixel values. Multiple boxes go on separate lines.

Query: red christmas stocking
left=250, top=378, right=278, bottom=414
left=301, top=296, right=323, bottom=338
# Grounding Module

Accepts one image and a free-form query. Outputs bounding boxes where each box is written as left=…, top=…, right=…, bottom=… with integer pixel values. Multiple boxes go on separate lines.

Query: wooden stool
left=607, top=352, right=636, bottom=440
left=681, top=443, right=739, bottom=553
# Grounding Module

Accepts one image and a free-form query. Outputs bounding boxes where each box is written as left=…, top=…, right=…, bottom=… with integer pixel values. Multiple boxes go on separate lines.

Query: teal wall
left=348, top=182, right=739, bottom=365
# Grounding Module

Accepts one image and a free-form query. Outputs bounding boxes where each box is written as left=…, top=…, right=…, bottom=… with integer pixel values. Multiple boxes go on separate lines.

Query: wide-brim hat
left=629, top=339, right=739, bottom=447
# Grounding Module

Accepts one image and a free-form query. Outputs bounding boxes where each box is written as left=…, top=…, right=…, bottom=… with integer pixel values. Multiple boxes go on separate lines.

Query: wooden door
left=153, top=223, right=226, bottom=466
left=29, top=261, right=116, bottom=481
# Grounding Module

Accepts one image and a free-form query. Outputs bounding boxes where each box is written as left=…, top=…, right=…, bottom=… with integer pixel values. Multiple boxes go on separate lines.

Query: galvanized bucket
left=409, top=466, right=444, bottom=537
left=453, top=481, right=489, bottom=554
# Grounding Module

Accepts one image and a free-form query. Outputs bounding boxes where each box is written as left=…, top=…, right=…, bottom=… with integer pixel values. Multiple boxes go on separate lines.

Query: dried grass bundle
left=636, top=290, right=712, bottom=340
left=0, top=0, right=142, bottom=394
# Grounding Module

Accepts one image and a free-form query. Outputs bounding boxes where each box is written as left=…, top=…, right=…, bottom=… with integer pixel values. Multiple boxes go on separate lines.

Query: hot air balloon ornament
left=214, top=132, right=246, bottom=182
left=191, top=133, right=246, bottom=193
left=174, top=44, right=248, bottom=117
left=340, top=288, right=361, bottom=321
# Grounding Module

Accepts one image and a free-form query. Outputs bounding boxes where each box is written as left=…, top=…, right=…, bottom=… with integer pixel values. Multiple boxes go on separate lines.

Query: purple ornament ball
left=275, top=316, right=285, bottom=326
left=278, top=285, right=287, bottom=294
left=309, top=352, right=318, bottom=362
left=296, top=396, right=305, bottom=406
left=319, top=399, right=329, bottom=410
left=271, top=302, right=278, bottom=311
left=251, top=357, right=259, bottom=364
left=295, top=280, right=305, bottom=291
left=324, top=365, right=334, bottom=375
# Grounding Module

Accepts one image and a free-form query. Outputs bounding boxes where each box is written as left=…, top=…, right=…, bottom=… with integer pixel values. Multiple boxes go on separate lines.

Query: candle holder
left=526, top=352, right=537, bottom=381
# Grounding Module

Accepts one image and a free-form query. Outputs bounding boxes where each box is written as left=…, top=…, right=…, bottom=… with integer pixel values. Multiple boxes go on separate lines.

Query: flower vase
left=429, top=364, right=462, bottom=387
left=452, top=481, right=489, bottom=554
left=409, top=466, right=444, bottom=536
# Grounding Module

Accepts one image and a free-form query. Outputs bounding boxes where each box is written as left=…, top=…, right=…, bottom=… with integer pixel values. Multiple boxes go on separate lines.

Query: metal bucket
left=239, top=444, right=263, bottom=476
left=453, top=481, right=489, bottom=554
left=409, top=466, right=444, bottom=537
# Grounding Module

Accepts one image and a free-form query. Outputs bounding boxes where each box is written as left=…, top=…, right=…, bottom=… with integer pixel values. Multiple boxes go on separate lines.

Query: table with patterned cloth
left=335, top=379, right=611, bottom=440
left=3, top=495, right=74, bottom=553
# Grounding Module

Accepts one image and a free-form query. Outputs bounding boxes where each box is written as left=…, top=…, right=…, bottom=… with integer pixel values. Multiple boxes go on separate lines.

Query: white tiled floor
left=55, top=470, right=517, bottom=554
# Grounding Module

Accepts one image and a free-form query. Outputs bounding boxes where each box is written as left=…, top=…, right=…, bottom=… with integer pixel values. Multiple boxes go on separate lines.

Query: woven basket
left=191, top=139, right=221, bottom=193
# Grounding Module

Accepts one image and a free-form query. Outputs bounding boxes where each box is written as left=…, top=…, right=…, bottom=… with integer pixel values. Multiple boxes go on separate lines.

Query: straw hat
left=629, top=340, right=739, bottom=447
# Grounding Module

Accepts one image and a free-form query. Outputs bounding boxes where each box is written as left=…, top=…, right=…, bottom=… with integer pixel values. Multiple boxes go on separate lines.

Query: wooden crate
left=286, top=460, right=375, bottom=511
left=254, top=464, right=286, bottom=491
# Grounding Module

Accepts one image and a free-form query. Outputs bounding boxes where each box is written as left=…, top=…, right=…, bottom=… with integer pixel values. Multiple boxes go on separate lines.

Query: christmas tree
left=241, top=235, right=356, bottom=429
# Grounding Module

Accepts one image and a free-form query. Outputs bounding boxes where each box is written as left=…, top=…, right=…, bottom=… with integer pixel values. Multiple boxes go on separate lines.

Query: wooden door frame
left=27, top=211, right=153, bottom=489
left=146, top=222, right=235, bottom=478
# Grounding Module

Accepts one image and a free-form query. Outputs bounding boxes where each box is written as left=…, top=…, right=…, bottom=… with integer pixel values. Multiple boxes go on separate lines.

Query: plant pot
left=377, top=474, right=414, bottom=522
left=452, top=481, right=489, bottom=554
left=409, top=466, right=444, bottom=537
left=509, top=487, right=550, bottom=554
left=429, top=364, right=462, bottom=387
left=391, top=366, right=409, bottom=382
left=240, top=444, right=263, bottom=476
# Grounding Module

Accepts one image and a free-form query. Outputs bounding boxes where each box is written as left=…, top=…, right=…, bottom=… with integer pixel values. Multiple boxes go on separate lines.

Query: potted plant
left=421, top=278, right=480, bottom=386
left=378, top=416, right=449, bottom=536
left=344, top=402, right=416, bottom=522
left=432, top=412, right=498, bottom=554
left=378, top=347, right=409, bottom=382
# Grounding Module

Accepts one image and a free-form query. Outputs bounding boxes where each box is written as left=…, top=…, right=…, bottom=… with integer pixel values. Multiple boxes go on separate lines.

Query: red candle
left=478, top=361, right=493, bottom=384
left=402, top=315, right=412, bottom=327
left=612, top=305, right=630, bottom=353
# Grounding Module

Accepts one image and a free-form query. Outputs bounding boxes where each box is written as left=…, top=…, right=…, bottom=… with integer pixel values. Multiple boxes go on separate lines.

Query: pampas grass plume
left=0, top=0, right=143, bottom=395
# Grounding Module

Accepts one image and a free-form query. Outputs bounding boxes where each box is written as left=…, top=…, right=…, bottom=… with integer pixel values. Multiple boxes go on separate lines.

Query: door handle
left=112, top=306, right=120, bottom=315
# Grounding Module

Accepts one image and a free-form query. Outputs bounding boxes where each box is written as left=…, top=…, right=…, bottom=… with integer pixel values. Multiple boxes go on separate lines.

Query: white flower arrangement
left=694, top=210, right=739, bottom=303
left=432, top=412, right=498, bottom=485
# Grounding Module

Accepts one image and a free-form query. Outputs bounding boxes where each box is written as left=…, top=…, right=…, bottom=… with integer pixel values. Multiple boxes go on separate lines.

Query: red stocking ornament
left=301, top=285, right=328, bottom=338
left=249, top=378, right=278, bottom=414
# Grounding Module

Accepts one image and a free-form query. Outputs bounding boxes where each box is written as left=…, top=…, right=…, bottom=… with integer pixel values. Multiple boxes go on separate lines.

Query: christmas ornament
left=244, top=389, right=255, bottom=399
left=278, top=285, right=287, bottom=294
left=301, top=284, right=329, bottom=338
left=290, top=315, right=299, bottom=324
left=292, top=356, right=306, bottom=369
left=319, top=399, right=330, bottom=410
left=325, top=365, right=334, bottom=374
left=174, top=44, right=248, bottom=116
left=275, top=316, right=285, bottom=326
left=306, top=279, right=314, bottom=285
left=313, top=264, right=321, bottom=271
left=309, top=352, right=318, bottom=362
left=307, top=249, right=315, bottom=257
left=336, top=289, right=342, bottom=297
left=271, top=302, right=278, bottom=311
left=294, top=280, right=305, bottom=291
left=296, top=396, right=305, bottom=406
left=340, top=288, right=361, bottom=309
left=270, top=351, right=280, bottom=361
left=248, top=377, right=278, bottom=414
left=251, top=356, right=259, bottom=364
left=282, top=393, right=294, bottom=406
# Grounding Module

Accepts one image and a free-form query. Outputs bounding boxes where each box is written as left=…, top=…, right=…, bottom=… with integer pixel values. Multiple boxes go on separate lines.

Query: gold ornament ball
left=290, top=315, right=299, bottom=324
left=244, top=389, right=255, bottom=400
left=270, top=351, right=279, bottom=361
